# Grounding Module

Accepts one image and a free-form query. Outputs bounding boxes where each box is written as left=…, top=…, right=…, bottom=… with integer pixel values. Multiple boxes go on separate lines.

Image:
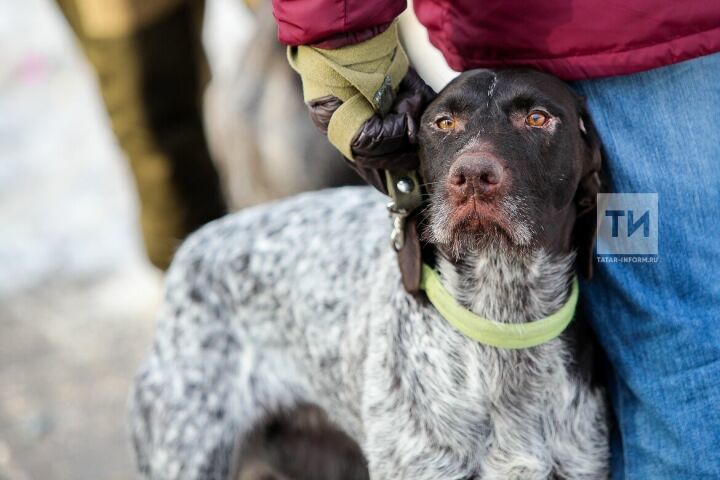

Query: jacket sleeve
left=272, top=0, right=407, bottom=46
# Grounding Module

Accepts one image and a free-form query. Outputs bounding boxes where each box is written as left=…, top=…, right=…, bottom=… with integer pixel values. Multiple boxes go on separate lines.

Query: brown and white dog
left=130, top=69, right=608, bottom=480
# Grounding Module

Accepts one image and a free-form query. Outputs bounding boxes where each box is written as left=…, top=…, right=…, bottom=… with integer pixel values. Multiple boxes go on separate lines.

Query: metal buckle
left=374, top=75, right=394, bottom=116
left=387, top=201, right=409, bottom=251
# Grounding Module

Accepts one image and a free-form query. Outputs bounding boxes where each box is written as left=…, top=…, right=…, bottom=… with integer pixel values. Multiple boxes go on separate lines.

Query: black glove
left=307, top=69, right=436, bottom=193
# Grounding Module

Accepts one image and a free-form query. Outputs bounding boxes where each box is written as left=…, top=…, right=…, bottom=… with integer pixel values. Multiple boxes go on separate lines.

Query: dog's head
left=418, top=69, right=602, bottom=274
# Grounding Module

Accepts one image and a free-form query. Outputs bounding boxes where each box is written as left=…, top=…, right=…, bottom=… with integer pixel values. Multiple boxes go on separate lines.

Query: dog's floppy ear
left=573, top=103, right=603, bottom=279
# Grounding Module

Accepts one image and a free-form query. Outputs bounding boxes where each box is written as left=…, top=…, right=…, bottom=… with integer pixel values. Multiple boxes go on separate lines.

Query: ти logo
left=596, top=193, right=658, bottom=261
left=605, top=209, right=650, bottom=239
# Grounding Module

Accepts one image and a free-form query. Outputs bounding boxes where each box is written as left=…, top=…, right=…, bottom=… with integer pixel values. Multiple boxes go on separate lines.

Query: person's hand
left=287, top=22, right=436, bottom=192
left=307, top=68, right=436, bottom=191
left=308, top=68, right=435, bottom=170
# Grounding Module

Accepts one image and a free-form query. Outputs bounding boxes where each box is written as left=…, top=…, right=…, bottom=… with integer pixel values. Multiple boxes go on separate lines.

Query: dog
left=130, top=68, right=609, bottom=480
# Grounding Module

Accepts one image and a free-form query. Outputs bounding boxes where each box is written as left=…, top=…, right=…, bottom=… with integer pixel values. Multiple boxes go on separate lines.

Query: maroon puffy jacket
left=272, top=0, right=720, bottom=80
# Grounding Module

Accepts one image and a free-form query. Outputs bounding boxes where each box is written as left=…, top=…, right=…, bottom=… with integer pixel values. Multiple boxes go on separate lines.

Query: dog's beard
left=421, top=192, right=537, bottom=260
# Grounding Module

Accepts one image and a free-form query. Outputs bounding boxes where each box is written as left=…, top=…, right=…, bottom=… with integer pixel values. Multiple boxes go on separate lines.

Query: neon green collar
left=420, top=263, right=579, bottom=349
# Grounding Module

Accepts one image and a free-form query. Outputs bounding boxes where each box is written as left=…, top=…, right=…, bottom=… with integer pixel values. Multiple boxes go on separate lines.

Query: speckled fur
left=129, top=186, right=608, bottom=480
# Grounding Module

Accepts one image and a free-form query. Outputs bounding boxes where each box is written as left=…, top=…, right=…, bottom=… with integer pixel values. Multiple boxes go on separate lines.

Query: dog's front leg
left=362, top=375, right=476, bottom=480
left=363, top=426, right=474, bottom=480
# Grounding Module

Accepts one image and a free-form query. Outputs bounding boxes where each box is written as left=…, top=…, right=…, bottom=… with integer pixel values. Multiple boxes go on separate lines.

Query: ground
left=0, top=269, right=160, bottom=480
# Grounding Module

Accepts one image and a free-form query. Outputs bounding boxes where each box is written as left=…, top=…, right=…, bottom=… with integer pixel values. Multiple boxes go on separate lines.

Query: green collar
left=420, top=263, right=579, bottom=349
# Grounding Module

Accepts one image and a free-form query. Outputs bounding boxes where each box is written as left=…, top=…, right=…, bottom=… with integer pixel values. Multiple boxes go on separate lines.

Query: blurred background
left=0, top=0, right=454, bottom=478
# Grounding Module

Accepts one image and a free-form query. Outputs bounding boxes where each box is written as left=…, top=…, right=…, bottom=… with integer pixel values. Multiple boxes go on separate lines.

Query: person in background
left=274, top=0, right=720, bottom=478
left=57, top=0, right=226, bottom=269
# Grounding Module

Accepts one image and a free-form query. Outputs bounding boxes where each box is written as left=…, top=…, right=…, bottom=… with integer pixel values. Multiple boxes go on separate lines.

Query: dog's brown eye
left=526, top=110, right=549, bottom=127
left=435, top=116, right=456, bottom=130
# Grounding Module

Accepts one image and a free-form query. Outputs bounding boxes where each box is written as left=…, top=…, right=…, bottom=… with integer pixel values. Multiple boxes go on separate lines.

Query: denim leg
left=572, top=53, right=720, bottom=479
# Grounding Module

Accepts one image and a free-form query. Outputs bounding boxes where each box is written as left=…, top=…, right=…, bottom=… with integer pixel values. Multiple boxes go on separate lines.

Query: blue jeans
left=572, top=53, right=720, bottom=479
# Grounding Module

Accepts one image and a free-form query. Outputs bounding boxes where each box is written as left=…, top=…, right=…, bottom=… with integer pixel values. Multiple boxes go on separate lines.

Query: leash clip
left=387, top=201, right=409, bottom=251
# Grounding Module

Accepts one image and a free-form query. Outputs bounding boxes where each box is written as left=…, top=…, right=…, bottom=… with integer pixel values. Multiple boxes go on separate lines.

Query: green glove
left=287, top=22, right=410, bottom=160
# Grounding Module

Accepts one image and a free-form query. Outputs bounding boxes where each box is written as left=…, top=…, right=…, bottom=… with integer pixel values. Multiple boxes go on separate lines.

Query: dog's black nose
left=448, top=155, right=505, bottom=199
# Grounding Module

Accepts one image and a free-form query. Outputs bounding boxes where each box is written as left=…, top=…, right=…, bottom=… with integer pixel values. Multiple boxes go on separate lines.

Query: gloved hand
left=288, top=22, right=436, bottom=193
left=307, top=69, right=435, bottom=192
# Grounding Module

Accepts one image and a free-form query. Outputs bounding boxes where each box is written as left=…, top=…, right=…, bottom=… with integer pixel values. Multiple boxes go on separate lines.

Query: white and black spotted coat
left=130, top=187, right=608, bottom=480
